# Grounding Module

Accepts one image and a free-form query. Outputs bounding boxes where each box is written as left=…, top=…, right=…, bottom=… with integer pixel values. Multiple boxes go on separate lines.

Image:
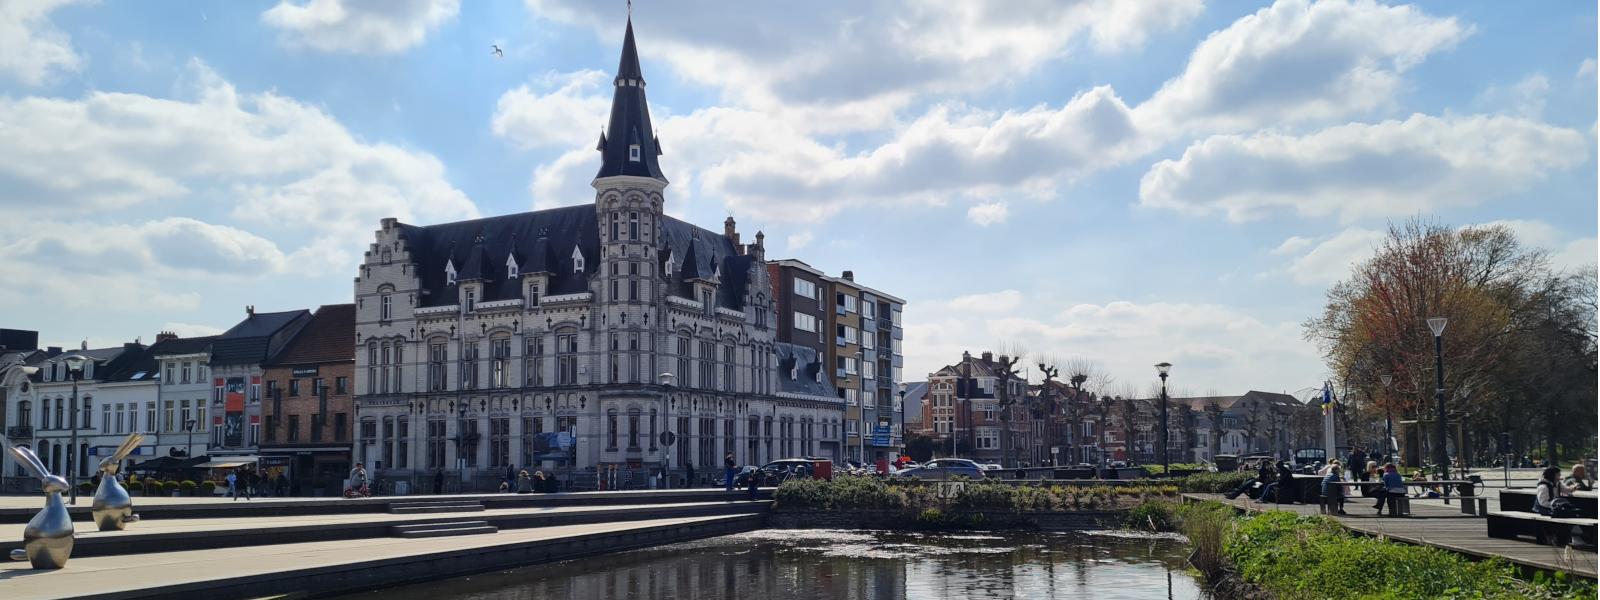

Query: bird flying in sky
left=492, top=44, right=503, bottom=58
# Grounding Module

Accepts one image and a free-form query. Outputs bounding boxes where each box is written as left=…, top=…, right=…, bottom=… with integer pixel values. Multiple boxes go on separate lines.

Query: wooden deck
left=1182, top=493, right=1598, bottom=580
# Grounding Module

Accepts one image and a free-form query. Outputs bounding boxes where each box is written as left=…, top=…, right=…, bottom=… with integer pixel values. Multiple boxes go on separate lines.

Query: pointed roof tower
left=595, top=17, right=667, bottom=182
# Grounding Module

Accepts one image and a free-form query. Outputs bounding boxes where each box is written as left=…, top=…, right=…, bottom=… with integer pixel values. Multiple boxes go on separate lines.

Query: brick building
left=261, top=304, right=355, bottom=495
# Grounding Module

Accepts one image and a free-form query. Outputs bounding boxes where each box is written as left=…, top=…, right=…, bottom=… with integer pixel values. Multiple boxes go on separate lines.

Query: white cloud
left=0, top=0, right=85, bottom=85
left=1281, top=228, right=1385, bottom=285
left=491, top=70, right=612, bottom=149
left=1578, top=58, right=1596, bottom=79
left=1139, top=114, right=1588, bottom=222
left=1473, top=220, right=1597, bottom=274
left=966, top=201, right=1009, bottom=227
left=0, top=217, right=289, bottom=277
left=1476, top=74, right=1550, bottom=117
left=262, top=0, right=459, bottom=54
left=785, top=231, right=814, bottom=251
left=1139, top=0, right=1470, bottom=132
left=903, top=295, right=1318, bottom=392
left=944, top=290, right=1023, bottom=313
left=0, top=59, right=478, bottom=242
left=528, top=0, right=1202, bottom=133
left=1270, top=236, right=1314, bottom=256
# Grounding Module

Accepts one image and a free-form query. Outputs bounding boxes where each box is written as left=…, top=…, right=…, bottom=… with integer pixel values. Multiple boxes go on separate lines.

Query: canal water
left=337, top=529, right=1205, bottom=599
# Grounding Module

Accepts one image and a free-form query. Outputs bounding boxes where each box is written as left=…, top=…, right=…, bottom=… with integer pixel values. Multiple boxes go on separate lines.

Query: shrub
left=1124, top=500, right=1180, bottom=531
left=1177, top=502, right=1233, bottom=581
left=77, top=481, right=94, bottom=494
left=199, top=481, right=216, bottom=496
left=1222, top=510, right=1595, bottom=599
left=1178, top=471, right=1253, bottom=494
left=952, top=480, right=1016, bottom=511
left=180, top=480, right=197, bottom=495
left=773, top=475, right=904, bottom=511
left=148, top=481, right=165, bottom=496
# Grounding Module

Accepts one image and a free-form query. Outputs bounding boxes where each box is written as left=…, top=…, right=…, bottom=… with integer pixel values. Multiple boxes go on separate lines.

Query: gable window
left=445, top=260, right=457, bottom=285
left=572, top=247, right=585, bottom=273
left=628, top=144, right=640, bottom=161
left=380, top=293, right=392, bottom=321
left=506, top=254, right=518, bottom=278
left=463, top=288, right=475, bottom=312
left=527, top=283, right=540, bottom=308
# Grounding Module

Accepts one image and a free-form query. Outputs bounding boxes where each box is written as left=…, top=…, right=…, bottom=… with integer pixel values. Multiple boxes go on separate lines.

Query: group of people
left=502, top=468, right=557, bottom=494
left=1534, top=464, right=1593, bottom=517
left=225, top=467, right=281, bottom=501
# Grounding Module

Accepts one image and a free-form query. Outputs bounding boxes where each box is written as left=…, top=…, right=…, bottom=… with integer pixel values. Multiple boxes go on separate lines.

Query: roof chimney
left=842, top=270, right=854, bottom=281
left=724, top=216, right=740, bottom=248
left=981, top=351, right=994, bottom=362
left=156, top=331, right=178, bottom=343
left=80, top=340, right=88, bottom=351
left=246, top=305, right=255, bottom=317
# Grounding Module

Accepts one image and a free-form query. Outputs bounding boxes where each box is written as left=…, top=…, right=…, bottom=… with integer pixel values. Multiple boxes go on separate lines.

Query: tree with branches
left=989, top=347, right=1025, bottom=467
left=1203, top=400, right=1225, bottom=460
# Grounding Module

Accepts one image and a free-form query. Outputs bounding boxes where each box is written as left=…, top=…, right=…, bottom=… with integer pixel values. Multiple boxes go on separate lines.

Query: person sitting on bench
left=1375, top=463, right=1405, bottom=515
left=1565, top=464, right=1593, bottom=493
left=1535, top=466, right=1561, bottom=516
left=1321, top=464, right=1347, bottom=515
left=1225, top=461, right=1274, bottom=500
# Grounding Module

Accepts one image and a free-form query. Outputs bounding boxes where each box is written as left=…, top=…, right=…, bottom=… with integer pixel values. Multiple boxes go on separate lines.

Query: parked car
left=733, top=458, right=822, bottom=487
left=980, top=463, right=1003, bottom=471
left=897, top=458, right=986, bottom=480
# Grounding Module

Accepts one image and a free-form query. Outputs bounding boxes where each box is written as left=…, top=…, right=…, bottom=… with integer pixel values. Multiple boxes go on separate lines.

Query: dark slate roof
left=148, top=335, right=215, bottom=357
left=98, top=344, right=157, bottom=383
left=399, top=207, right=753, bottom=311
left=210, top=309, right=313, bottom=366
left=267, top=304, right=355, bottom=366
left=594, top=18, right=665, bottom=182
left=776, top=342, right=836, bottom=399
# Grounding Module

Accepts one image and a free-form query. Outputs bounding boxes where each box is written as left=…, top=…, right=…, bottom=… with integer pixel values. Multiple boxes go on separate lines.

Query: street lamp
left=1427, top=317, right=1448, bottom=481
left=60, top=354, right=88, bottom=505
left=897, top=388, right=907, bottom=462
left=185, top=419, right=197, bottom=460
left=658, top=372, right=674, bottom=487
left=1154, top=362, right=1172, bottom=477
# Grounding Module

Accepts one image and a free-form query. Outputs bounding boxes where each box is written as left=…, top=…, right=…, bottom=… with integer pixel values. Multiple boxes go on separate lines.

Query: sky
left=0, top=0, right=1594, bottom=398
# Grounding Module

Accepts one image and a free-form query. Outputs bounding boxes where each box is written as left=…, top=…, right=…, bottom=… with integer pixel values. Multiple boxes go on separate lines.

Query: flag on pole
left=1320, top=381, right=1335, bottom=415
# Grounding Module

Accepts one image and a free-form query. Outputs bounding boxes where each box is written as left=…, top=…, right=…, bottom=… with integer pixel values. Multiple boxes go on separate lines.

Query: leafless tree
left=991, top=343, right=1026, bottom=467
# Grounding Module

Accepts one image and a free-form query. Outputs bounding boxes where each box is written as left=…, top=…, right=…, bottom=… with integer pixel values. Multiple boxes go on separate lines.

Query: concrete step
left=390, top=521, right=499, bottom=538
left=389, top=501, right=485, bottom=514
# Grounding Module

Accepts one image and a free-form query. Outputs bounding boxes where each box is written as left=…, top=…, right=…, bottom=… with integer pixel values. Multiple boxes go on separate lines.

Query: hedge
left=773, top=475, right=1178, bottom=514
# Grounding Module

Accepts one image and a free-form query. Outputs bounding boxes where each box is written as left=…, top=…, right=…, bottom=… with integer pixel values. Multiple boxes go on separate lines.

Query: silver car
left=897, top=458, right=986, bottom=480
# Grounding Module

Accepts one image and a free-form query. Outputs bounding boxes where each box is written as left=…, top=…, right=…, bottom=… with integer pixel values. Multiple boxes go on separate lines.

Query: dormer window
left=506, top=254, right=519, bottom=279
left=572, top=246, right=585, bottom=273
left=464, top=288, right=476, bottom=312
left=790, top=362, right=798, bottom=381
left=629, top=144, right=640, bottom=162
left=664, top=251, right=675, bottom=276
left=815, top=365, right=822, bottom=383
left=445, top=259, right=457, bottom=286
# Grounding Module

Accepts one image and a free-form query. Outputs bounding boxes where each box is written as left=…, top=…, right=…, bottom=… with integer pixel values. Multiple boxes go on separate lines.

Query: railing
left=6, top=425, right=33, bottom=438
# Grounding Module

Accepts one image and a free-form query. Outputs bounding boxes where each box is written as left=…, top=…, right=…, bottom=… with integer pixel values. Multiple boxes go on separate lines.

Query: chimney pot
left=981, top=351, right=994, bottom=362
left=842, top=270, right=854, bottom=281
left=247, top=305, right=255, bottom=317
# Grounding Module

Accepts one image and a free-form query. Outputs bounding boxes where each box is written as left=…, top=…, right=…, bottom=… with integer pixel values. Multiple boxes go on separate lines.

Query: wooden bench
left=1485, top=510, right=1597, bottom=547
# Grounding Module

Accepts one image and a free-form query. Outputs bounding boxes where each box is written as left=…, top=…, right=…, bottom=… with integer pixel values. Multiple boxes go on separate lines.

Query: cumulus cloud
left=1270, top=236, right=1314, bottom=256
left=1139, top=114, right=1588, bottom=222
left=903, top=294, right=1318, bottom=392
left=492, top=70, right=613, bottom=149
left=966, top=201, right=1009, bottom=227
left=785, top=231, right=814, bottom=251
left=1476, top=74, right=1550, bottom=117
left=0, top=0, right=85, bottom=85
left=1139, top=0, right=1470, bottom=132
left=528, top=0, right=1202, bottom=132
left=943, top=290, right=1023, bottom=314
left=1472, top=219, right=1597, bottom=274
left=1, top=217, right=289, bottom=277
left=262, top=0, right=459, bottom=54
left=1280, top=228, right=1385, bottom=285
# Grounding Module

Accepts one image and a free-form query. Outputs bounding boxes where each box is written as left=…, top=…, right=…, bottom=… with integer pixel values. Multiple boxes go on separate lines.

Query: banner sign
left=871, top=424, right=892, bottom=446
left=224, top=377, right=245, bottom=447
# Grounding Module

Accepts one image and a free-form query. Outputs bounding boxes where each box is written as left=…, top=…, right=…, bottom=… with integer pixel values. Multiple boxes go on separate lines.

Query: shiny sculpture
left=91, top=433, right=144, bottom=531
left=7, top=444, right=73, bottom=569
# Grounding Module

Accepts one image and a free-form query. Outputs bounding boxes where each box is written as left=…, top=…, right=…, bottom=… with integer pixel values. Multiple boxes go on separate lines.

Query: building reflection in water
left=337, top=529, right=1200, bottom=600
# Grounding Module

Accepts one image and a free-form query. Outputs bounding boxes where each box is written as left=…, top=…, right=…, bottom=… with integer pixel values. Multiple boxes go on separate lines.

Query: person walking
left=724, top=452, right=737, bottom=491
left=226, top=470, right=239, bottom=501
left=433, top=469, right=444, bottom=495
left=685, top=463, right=696, bottom=488
left=1348, top=447, right=1366, bottom=479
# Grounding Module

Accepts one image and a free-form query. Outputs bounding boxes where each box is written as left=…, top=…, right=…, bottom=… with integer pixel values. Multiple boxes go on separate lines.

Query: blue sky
left=1, top=0, right=1593, bottom=397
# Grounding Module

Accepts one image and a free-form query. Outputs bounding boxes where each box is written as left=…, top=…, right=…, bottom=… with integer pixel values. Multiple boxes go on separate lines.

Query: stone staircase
left=388, top=500, right=485, bottom=514
left=390, top=520, right=499, bottom=538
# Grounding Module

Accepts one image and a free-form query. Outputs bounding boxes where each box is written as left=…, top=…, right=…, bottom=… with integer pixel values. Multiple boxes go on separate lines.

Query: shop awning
left=196, top=456, right=258, bottom=468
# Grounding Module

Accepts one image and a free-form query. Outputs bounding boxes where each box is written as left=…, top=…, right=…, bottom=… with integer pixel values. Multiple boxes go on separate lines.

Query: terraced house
left=352, top=18, right=845, bottom=490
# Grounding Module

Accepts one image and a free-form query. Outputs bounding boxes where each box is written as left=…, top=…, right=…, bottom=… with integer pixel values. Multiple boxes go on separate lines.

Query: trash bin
left=812, top=459, right=833, bottom=480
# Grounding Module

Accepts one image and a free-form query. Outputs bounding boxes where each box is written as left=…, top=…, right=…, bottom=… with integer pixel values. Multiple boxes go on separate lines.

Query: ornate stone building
left=353, top=18, right=841, bottom=490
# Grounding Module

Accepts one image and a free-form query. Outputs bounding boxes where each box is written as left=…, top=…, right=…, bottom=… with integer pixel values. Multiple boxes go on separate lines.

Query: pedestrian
left=516, top=470, right=533, bottom=493
left=685, top=463, right=696, bottom=488
left=1348, top=447, right=1367, bottom=479
left=1375, top=463, right=1405, bottom=515
left=1320, top=464, right=1346, bottom=515
left=724, top=452, right=737, bottom=491
left=746, top=467, right=759, bottom=500
left=1564, top=464, right=1593, bottom=492
left=226, top=470, right=239, bottom=500
left=348, top=462, right=369, bottom=498
left=433, top=469, right=444, bottom=495
left=276, top=472, right=288, bottom=497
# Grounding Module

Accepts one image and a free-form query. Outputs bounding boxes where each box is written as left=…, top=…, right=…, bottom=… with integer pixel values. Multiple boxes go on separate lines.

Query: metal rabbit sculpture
left=7, top=444, right=73, bottom=569
left=91, top=433, right=145, bottom=531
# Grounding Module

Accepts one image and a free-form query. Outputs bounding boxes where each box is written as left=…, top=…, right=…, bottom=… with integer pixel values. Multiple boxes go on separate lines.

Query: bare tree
left=990, top=344, right=1026, bottom=467
left=1203, top=400, right=1225, bottom=460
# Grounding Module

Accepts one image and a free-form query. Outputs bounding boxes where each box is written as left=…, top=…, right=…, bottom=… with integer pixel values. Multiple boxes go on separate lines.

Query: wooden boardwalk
left=1182, top=493, right=1598, bottom=579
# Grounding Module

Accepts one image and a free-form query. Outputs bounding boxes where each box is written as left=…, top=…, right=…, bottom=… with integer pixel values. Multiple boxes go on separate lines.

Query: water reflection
left=337, top=529, right=1203, bottom=600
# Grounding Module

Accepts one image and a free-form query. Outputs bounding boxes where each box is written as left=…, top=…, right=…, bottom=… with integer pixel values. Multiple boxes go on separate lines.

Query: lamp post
left=0, top=363, right=40, bottom=494
left=61, top=354, right=88, bottom=505
left=658, top=372, right=674, bottom=487
left=185, top=419, right=197, bottom=459
left=1155, top=362, right=1171, bottom=477
left=897, top=388, right=906, bottom=462
left=1379, top=374, right=1393, bottom=463
left=1427, top=317, right=1448, bottom=481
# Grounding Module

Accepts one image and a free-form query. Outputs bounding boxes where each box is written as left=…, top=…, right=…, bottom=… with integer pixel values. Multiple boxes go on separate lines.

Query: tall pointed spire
left=595, top=16, right=667, bottom=182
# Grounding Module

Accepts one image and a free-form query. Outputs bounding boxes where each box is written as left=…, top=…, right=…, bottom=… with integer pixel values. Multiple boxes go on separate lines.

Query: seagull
left=492, top=44, right=503, bottom=58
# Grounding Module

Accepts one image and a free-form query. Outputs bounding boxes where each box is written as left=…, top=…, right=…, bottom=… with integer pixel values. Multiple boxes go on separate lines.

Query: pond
left=334, top=528, right=1206, bottom=599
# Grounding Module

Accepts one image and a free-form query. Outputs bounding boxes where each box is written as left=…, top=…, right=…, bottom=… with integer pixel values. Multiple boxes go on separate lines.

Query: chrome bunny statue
left=7, top=444, right=74, bottom=569
left=91, top=432, right=144, bottom=531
